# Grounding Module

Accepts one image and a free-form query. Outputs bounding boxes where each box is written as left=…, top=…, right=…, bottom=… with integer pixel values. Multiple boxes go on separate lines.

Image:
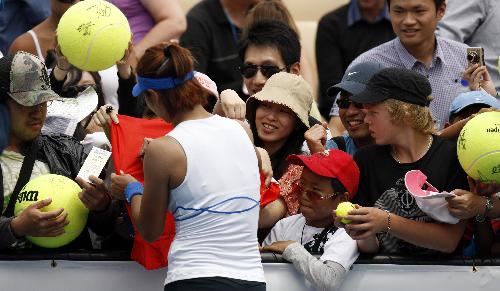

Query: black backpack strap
left=3, top=138, right=40, bottom=217
left=332, top=136, right=347, bottom=152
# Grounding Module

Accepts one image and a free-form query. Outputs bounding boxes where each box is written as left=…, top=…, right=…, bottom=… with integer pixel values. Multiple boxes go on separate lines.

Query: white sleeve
left=283, top=242, right=348, bottom=291
left=437, top=1, right=486, bottom=42
left=320, top=228, right=359, bottom=271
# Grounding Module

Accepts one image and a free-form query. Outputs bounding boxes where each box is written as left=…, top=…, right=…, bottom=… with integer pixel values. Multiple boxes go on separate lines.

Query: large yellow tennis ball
left=457, top=111, right=500, bottom=183
left=14, top=174, right=89, bottom=248
left=336, top=202, right=355, bottom=224
left=57, top=0, right=131, bottom=71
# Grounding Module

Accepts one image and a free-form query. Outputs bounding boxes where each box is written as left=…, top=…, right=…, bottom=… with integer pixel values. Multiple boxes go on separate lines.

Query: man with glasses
left=214, top=20, right=302, bottom=119
left=306, top=62, right=384, bottom=156
left=238, top=20, right=301, bottom=97
left=216, top=20, right=323, bottom=129
left=0, top=52, right=115, bottom=250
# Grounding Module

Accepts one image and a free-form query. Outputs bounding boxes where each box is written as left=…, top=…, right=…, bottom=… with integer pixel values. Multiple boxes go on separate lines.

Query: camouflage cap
left=6, top=52, right=58, bottom=106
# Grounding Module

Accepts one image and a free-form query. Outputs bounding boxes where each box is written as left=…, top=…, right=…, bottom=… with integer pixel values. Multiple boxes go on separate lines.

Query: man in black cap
left=305, top=62, right=384, bottom=156
left=341, top=67, right=468, bottom=256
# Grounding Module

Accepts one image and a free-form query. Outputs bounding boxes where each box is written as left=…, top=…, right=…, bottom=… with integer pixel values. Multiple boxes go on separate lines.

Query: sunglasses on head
left=239, top=64, right=287, bottom=79
left=294, top=182, right=338, bottom=203
left=336, top=97, right=363, bottom=110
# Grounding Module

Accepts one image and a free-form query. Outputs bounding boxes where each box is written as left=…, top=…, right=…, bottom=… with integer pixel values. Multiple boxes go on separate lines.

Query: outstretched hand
left=256, top=147, right=273, bottom=187
left=93, top=104, right=119, bottom=140
left=304, top=123, right=328, bottom=154
left=117, top=40, right=136, bottom=79
left=340, top=207, right=387, bottom=240
left=110, top=170, right=138, bottom=200
left=76, top=175, right=111, bottom=212
left=447, top=177, right=500, bottom=219
left=260, top=240, right=296, bottom=254
left=219, top=89, right=246, bottom=120
left=462, top=64, right=497, bottom=97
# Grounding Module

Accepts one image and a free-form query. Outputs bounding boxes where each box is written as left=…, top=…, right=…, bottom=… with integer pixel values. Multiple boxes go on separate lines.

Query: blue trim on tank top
left=173, top=196, right=260, bottom=221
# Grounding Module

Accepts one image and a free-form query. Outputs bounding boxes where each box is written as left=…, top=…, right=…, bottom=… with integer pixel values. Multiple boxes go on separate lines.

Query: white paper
left=77, top=146, right=112, bottom=183
left=47, top=86, right=98, bottom=122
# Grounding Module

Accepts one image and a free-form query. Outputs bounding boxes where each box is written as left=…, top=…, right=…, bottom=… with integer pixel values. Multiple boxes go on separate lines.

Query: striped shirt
left=330, top=36, right=469, bottom=129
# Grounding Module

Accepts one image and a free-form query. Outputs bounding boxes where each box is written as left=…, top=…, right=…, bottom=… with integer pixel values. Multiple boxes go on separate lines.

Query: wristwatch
left=476, top=197, right=494, bottom=223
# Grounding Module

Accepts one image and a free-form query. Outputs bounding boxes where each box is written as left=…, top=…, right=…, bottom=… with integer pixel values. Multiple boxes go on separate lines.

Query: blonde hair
left=383, top=98, right=437, bottom=134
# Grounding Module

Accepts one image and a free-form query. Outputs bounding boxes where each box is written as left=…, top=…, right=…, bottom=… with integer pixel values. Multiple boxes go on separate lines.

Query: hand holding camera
left=463, top=47, right=497, bottom=97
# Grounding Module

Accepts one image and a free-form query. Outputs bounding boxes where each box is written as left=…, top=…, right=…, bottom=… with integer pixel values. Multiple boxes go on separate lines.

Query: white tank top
left=27, top=30, right=44, bottom=61
left=165, top=115, right=265, bottom=285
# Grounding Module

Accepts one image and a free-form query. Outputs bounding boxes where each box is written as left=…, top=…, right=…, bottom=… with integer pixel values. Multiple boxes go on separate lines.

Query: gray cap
left=0, top=52, right=58, bottom=106
left=327, top=62, right=386, bottom=97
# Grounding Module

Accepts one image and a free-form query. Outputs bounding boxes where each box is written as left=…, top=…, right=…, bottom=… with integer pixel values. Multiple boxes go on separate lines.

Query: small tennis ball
left=457, top=111, right=500, bottom=183
left=14, top=174, right=89, bottom=248
left=336, top=202, right=355, bottom=224
left=57, top=0, right=131, bottom=71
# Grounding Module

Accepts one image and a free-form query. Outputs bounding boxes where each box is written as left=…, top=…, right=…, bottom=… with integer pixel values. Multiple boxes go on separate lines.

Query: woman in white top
left=104, top=43, right=266, bottom=291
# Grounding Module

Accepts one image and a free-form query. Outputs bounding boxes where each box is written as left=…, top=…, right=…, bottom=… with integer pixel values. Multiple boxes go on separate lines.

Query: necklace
left=392, top=135, right=433, bottom=164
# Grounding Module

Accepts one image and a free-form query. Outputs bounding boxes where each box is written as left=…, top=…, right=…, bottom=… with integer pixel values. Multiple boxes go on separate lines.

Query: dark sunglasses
left=294, top=183, right=338, bottom=203
left=60, top=84, right=96, bottom=98
left=239, top=64, right=286, bottom=79
left=336, top=98, right=363, bottom=110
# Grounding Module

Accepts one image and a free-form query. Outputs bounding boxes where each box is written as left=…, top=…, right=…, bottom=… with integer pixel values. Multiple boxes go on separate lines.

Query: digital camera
left=467, top=47, right=485, bottom=66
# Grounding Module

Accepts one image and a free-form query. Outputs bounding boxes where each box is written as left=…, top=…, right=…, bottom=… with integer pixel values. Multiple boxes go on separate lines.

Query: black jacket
left=0, top=134, right=116, bottom=251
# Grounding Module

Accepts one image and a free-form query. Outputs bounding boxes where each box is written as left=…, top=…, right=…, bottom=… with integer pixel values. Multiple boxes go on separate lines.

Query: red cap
left=287, top=149, right=360, bottom=199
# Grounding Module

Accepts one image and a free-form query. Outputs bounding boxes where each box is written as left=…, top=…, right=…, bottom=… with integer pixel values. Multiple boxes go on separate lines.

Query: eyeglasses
left=239, top=64, right=286, bottom=79
left=294, top=182, right=338, bottom=202
left=336, top=98, right=363, bottom=110
left=60, top=84, right=96, bottom=98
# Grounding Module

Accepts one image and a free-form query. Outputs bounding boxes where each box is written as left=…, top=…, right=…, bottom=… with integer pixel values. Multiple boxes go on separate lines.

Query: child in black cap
left=341, top=67, right=468, bottom=255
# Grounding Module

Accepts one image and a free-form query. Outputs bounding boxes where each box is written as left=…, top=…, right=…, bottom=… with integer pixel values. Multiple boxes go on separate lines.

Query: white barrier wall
left=1, top=260, right=499, bottom=291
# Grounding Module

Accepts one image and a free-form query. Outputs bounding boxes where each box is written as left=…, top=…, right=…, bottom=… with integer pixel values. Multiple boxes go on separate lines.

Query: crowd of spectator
left=1, top=0, right=500, bottom=290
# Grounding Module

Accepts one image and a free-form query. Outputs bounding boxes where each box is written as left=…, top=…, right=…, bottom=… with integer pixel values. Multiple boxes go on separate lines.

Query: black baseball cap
left=327, top=62, right=386, bottom=97
left=350, top=68, right=432, bottom=106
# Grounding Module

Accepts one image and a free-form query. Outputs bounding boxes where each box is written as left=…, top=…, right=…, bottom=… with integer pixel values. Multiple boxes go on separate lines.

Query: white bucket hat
left=404, top=170, right=459, bottom=224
